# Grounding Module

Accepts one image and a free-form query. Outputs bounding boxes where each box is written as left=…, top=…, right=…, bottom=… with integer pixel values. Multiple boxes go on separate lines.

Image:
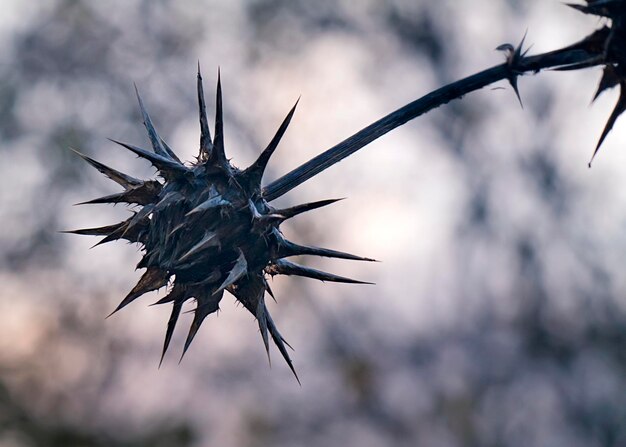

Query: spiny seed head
left=567, top=0, right=626, bottom=18
left=567, top=1, right=626, bottom=165
left=69, top=66, right=374, bottom=381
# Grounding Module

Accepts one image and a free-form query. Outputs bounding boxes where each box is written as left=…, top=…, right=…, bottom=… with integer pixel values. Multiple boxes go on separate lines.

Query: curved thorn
left=74, top=192, right=129, bottom=206
left=593, top=64, right=620, bottom=102
left=185, top=195, right=231, bottom=216
left=589, top=84, right=626, bottom=167
left=121, top=204, right=154, bottom=238
left=242, top=98, right=300, bottom=188
left=229, top=275, right=274, bottom=365
left=75, top=181, right=161, bottom=206
left=197, top=61, right=213, bottom=160
left=109, top=139, right=189, bottom=179
left=61, top=222, right=125, bottom=237
left=90, top=230, right=125, bottom=248
left=180, top=290, right=223, bottom=361
left=257, top=301, right=271, bottom=365
left=177, top=231, right=219, bottom=262
left=215, top=250, right=248, bottom=293
left=509, top=76, right=524, bottom=108
left=159, top=138, right=182, bottom=163
left=495, top=43, right=514, bottom=53
left=209, top=68, right=228, bottom=167
left=262, top=276, right=276, bottom=303
left=273, top=230, right=376, bottom=261
left=107, top=267, right=169, bottom=318
left=267, top=259, right=373, bottom=284
left=266, top=310, right=299, bottom=384
left=273, top=198, right=344, bottom=219
left=151, top=282, right=186, bottom=307
left=89, top=217, right=147, bottom=248
left=70, top=148, right=143, bottom=188
left=134, top=83, right=171, bottom=159
left=160, top=301, right=183, bottom=367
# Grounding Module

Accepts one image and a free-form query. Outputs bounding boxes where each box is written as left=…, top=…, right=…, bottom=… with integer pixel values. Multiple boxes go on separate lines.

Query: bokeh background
left=1, top=1, right=626, bottom=446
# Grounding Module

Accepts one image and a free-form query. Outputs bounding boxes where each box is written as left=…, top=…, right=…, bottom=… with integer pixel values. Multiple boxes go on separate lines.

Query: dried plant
left=67, top=1, right=626, bottom=380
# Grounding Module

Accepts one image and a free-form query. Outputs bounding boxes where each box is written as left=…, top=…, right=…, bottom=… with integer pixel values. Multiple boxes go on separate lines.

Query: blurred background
left=1, top=1, right=626, bottom=446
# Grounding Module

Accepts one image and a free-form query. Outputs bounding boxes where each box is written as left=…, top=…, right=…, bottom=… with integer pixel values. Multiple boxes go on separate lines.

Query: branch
left=263, top=27, right=611, bottom=202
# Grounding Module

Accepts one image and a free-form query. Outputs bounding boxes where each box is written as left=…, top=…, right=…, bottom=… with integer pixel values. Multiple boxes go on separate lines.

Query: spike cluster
left=496, top=32, right=530, bottom=108
left=568, top=0, right=626, bottom=165
left=494, top=2, right=626, bottom=165
left=68, top=67, right=374, bottom=381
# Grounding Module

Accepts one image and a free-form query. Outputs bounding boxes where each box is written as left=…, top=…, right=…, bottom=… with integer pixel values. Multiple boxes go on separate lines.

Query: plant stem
left=263, top=43, right=600, bottom=201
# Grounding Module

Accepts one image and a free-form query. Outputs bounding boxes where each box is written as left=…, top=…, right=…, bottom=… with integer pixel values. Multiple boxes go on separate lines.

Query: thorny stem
left=263, top=42, right=601, bottom=201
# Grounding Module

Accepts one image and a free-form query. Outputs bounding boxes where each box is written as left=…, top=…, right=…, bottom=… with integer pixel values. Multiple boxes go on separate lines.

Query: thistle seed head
left=567, top=0, right=626, bottom=18
left=68, top=66, right=375, bottom=381
left=567, top=1, right=626, bottom=165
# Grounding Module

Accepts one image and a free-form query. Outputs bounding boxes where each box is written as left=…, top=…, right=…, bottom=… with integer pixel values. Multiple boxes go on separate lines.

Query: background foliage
left=1, top=1, right=625, bottom=446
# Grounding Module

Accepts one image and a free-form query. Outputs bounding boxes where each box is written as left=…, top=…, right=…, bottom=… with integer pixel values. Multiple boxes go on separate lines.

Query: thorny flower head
left=567, top=0, right=626, bottom=164
left=68, top=67, right=375, bottom=381
left=68, top=1, right=626, bottom=382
